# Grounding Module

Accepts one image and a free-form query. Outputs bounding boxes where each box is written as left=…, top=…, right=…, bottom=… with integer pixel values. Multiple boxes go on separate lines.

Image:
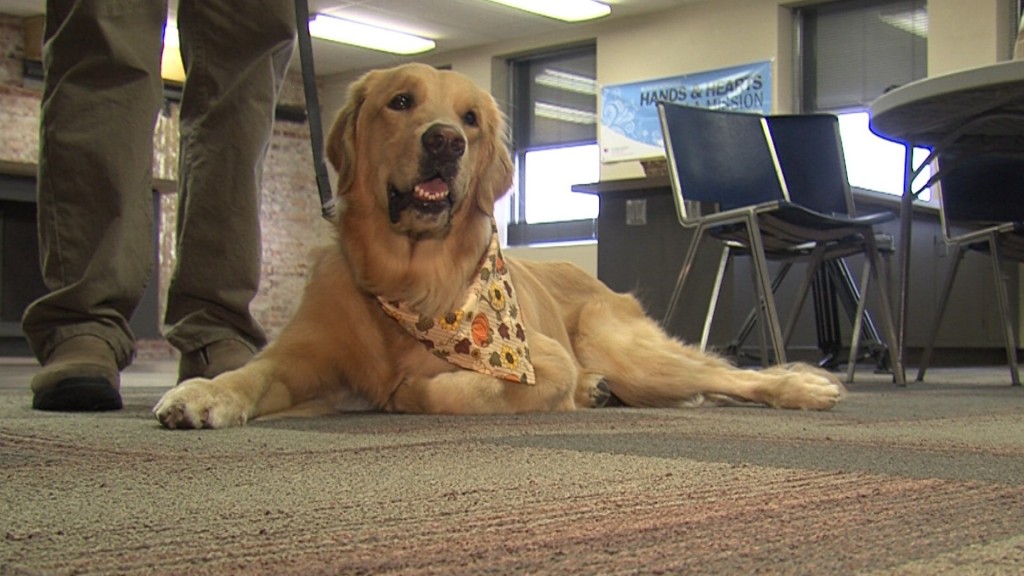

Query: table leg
left=896, top=144, right=914, bottom=386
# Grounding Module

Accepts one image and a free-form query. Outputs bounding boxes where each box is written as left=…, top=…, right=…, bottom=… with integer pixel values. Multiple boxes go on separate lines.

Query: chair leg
left=864, top=233, right=906, bottom=387
left=782, top=244, right=828, bottom=348
left=811, top=267, right=843, bottom=369
left=700, top=245, right=731, bottom=352
left=831, top=258, right=884, bottom=355
left=987, top=238, right=1022, bottom=386
left=740, top=250, right=769, bottom=367
left=663, top=224, right=706, bottom=329
left=751, top=254, right=771, bottom=367
left=727, top=262, right=792, bottom=360
left=745, top=217, right=786, bottom=365
left=917, top=244, right=964, bottom=382
left=845, top=258, right=872, bottom=384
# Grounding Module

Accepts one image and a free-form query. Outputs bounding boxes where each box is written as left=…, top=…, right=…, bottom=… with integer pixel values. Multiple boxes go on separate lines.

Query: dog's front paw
left=153, top=378, right=249, bottom=429
left=776, top=372, right=844, bottom=411
left=759, top=363, right=845, bottom=410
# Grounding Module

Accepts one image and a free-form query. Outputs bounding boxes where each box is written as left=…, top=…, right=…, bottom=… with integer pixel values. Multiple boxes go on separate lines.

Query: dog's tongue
left=413, top=178, right=449, bottom=202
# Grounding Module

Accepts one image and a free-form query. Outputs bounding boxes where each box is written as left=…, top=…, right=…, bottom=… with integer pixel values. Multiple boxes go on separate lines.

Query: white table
left=870, top=59, right=1024, bottom=381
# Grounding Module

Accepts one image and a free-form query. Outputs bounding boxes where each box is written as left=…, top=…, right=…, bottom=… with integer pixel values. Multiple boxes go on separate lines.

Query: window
left=507, top=46, right=598, bottom=245
left=837, top=111, right=932, bottom=197
left=797, top=0, right=932, bottom=199
left=522, top=144, right=599, bottom=223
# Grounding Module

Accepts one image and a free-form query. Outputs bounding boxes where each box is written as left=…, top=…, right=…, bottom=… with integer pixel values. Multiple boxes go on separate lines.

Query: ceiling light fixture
left=308, top=13, right=436, bottom=55
left=483, top=0, right=611, bottom=22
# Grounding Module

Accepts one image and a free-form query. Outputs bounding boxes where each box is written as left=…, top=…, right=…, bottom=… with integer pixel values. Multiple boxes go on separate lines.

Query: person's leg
left=165, top=0, right=296, bottom=382
left=22, top=0, right=167, bottom=411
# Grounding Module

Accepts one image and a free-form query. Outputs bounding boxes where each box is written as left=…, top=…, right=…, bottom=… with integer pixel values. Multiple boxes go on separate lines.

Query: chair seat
left=770, top=202, right=897, bottom=229
left=710, top=203, right=896, bottom=252
left=964, top=224, right=1024, bottom=260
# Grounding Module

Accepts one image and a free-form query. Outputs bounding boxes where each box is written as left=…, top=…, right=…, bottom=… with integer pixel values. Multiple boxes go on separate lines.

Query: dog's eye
left=388, top=93, right=414, bottom=111
left=462, top=110, right=478, bottom=127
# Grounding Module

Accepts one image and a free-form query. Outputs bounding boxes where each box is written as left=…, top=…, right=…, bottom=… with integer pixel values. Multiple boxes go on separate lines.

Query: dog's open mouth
left=388, top=176, right=453, bottom=223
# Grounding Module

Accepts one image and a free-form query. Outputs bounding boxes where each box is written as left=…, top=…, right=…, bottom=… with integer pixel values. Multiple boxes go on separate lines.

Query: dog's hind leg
left=572, top=293, right=842, bottom=410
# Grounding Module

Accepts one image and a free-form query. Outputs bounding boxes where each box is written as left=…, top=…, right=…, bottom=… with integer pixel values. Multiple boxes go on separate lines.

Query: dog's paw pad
left=153, top=379, right=247, bottom=429
left=591, top=379, right=612, bottom=408
left=788, top=374, right=843, bottom=411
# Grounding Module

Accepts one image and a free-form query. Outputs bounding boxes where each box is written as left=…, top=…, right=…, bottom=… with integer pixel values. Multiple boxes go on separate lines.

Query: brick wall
left=0, top=17, right=39, bottom=165
left=0, top=14, right=335, bottom=360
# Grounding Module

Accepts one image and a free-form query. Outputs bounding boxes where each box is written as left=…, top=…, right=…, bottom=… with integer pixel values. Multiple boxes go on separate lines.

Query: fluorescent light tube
left=535, top=68, right=596, bottom=94
left=484, top=0, right=611, bottom=22
left=308, top=13, right=436, bottom=55
left=535, top=102, right=596, bottom=124
left=880, top=8, right=928, bottom=38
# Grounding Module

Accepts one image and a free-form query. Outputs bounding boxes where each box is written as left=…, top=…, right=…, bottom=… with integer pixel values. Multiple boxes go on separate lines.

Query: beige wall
left=319, top=0, right=1014, bottom=273
left=595, top=0, right=795, bottom=181
left=929, top=0, right=1014, bottom=74
left=323, top=0, right=1014, bottom=170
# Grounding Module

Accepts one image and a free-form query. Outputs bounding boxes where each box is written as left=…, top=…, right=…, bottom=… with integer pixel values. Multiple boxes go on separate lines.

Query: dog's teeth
left=413, top=178, right=450, bottom=202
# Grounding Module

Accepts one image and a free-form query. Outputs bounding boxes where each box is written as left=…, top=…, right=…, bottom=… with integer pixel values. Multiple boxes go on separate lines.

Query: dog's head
left=327, top=63, right=513, bottom=240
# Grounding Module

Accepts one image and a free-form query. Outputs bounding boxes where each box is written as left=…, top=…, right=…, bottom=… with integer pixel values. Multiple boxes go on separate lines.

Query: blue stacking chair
left=917, top=154, right=1024, bottom=385
left=657, top=102, right=905, bottom=385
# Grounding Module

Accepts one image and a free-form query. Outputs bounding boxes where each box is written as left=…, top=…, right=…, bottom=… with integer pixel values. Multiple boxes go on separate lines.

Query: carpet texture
left=1, top=366, right=1023, bottom=575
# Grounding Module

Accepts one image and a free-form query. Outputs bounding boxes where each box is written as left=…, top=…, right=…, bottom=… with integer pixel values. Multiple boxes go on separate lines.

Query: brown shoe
left=32, top=335, right=122, bottom=412
left=177, top=339, right=255, bottom=383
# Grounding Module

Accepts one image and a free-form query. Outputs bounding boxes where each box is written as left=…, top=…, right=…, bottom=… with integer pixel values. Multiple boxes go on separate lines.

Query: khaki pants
left=22, top=0, right=296, bottom=369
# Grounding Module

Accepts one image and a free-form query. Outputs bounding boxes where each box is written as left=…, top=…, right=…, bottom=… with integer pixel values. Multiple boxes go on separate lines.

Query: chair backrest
left=935, top=153, right=1024, bottom=235
left=766, top=114, right=855, bottom=217
left=658, top=102, right=787, bottom=224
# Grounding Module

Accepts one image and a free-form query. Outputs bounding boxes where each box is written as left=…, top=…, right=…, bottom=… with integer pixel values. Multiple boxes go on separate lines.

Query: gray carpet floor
left=2, top=359, right=1023, bottom=575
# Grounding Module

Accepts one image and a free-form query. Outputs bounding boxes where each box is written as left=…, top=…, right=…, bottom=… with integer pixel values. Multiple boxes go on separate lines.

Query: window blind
left=801, top=0, right=928, bottom=111
left=511, top=46, right=597, bottom=149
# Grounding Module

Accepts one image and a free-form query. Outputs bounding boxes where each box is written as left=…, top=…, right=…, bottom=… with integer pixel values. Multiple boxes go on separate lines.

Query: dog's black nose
left=422, top=124, right=466, bottom=160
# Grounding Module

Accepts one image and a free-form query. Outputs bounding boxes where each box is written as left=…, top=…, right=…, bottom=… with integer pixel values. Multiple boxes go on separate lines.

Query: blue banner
left=599, top=60, right=773, bottom=162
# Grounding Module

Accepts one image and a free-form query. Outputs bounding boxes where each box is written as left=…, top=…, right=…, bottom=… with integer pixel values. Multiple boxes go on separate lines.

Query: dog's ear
left=472, top=105, right=514, bottom=216
left=326, top=71, right=373, bottom=196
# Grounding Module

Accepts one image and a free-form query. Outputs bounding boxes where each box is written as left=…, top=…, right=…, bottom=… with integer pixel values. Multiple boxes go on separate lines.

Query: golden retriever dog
left=154, top=63, right=842, bottom=429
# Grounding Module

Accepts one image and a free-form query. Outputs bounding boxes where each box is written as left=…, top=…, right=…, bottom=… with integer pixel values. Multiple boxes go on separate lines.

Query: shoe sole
left=33, top=377, right=124, bottom=412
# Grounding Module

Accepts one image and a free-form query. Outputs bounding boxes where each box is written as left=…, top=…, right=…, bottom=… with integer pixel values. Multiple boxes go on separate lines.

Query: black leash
left=295, top=0, right=337, bottom=221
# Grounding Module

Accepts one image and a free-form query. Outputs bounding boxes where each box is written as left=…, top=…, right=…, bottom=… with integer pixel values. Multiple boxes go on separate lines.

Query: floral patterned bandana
left=378, top=227, right=537, bottom=386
